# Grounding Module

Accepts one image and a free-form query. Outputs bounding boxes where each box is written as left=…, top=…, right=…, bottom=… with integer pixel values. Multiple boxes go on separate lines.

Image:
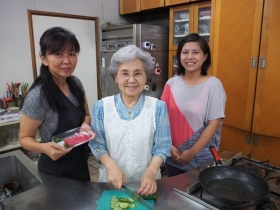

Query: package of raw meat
left=52, top=127, right=95, bottom=148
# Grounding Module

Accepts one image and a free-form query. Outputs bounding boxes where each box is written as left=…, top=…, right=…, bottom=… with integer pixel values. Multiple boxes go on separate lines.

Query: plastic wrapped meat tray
left=52, top=127, right=93, bottom=148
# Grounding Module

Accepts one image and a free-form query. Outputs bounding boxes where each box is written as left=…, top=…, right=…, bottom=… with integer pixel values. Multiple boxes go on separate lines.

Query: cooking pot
left=198, top=146, right=269, bottom=208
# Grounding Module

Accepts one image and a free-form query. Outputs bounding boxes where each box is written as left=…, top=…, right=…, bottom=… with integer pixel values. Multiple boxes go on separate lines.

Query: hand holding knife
left=122, top=184, right=155, bottom=210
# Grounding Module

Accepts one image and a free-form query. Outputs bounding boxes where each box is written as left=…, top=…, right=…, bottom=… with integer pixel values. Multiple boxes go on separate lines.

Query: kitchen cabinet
left=211, top=0, right=280, bottom=165
left=165, top=0, right=190, bottom=6
left=120, top=0, right=140, bottom=14
left=168, top=1, right=211, bottom=78
left=119, top=0, right=164, bottom=14
left=168, top=51, right=178, bottom=78
left=141, top=0, right=164, bottom=10
left=119, top=0, right=209, bottom=14
left=169, top=2, right=211, bottom=50
left=219, top=125, right=253, bottom=158
left=169, top=4, right=194, bottom=51
left=0, top=120, right=21, bottom=153
left=193, top=2, right=211, bottom=43
left=220, top=125, right=280, bottom=166
left=251, top=135, right=280, bottom=166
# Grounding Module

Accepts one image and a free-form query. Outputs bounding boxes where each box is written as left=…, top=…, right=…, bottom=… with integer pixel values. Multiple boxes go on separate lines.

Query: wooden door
left=219, top=125, right=252, bottom=157
left=193, top=1, right=211, bottom=43
left=251, top=135, right=280, bottom=167
left=252, top=0, right=280, bottom=138
left=120, top=0, right=140, bottom=14
left=141, top=0, right=164, bottom=10
left=211, top=0, right=263, bottom=131
left=169, top=5, right=194, bottom=51
left=165, top=0, right=190, bottom=6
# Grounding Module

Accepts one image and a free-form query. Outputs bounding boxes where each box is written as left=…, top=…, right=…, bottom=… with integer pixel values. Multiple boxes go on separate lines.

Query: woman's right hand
left=106, top=163, right=126, bottom=190
left=171, top=145, right=181, bottom=162
left=42, top=142, right=72, bottom=161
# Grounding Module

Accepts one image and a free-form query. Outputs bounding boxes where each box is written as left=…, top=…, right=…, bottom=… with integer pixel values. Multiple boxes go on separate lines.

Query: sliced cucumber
left=130, top=204, right=136, bottom=208
left=139, top=193, right=157, bottom=200
left=127, top=198, right=135, bottom=203
left=119, top=202, right=130, bottom=208
left=110, top=196, right=137, bottom=209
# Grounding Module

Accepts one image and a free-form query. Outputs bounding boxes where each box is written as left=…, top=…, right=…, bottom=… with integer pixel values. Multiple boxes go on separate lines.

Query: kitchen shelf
left=199, top=16, right=210, bottom=20
left=174, top=34, right=187, bottom=37
left=175, top=19, right=190, bottom=23
left=0, top=119, right=20, bottom=153
left=0, top=120, right=20, bottom=127
left=199, top=33, right=210, bottom=36
left=0, top=142, right=21, bottom=153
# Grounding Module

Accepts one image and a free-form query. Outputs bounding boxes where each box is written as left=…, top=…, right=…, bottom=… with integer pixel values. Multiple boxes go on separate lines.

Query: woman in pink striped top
left=161, top=33, right=226, bottom=177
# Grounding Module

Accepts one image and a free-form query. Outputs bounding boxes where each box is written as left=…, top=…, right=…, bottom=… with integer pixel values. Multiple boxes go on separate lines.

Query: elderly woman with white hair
left=89, top=45, right=171, bottom=196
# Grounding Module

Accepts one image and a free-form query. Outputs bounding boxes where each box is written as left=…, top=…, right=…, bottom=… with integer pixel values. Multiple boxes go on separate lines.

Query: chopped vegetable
left=53, top=137, right=63, bottom=143
left=139, top=193, right=157, bottom=200
left=110, top=196, right=136, bottom=210
left=63, top=143, right=71, bottom=149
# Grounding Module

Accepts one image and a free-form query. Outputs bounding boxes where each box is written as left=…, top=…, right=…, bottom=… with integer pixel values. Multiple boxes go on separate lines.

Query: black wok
left=198, top=146, right=269, bottom=208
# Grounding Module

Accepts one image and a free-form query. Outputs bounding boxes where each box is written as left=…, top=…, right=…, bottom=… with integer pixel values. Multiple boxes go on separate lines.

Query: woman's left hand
left=80, top=123, right=96, bottom=138
left=137, top=171, right=157, bottom=195
left=176, top=149, right=195, bottom=164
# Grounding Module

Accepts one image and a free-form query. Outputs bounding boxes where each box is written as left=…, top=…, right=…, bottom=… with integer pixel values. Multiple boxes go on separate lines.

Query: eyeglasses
left=117, top=72, right=146, bottom=80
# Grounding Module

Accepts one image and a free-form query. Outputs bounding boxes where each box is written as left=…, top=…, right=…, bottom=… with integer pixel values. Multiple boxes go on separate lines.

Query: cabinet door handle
left=251, top=57, right=256, bottom=68
left=253, top=136, right=259, bottom=146
left=259, top=57, right=266, bottom=69
left=246, top=134, right=251, bottom=144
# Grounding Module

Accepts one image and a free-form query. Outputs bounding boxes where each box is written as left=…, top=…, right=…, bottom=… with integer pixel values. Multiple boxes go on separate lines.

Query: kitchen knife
left=122, top=184, right=154, bottom=210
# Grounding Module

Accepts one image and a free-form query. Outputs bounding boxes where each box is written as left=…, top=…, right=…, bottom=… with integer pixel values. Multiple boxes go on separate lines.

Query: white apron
left=99, top=95, right=161, bottom=182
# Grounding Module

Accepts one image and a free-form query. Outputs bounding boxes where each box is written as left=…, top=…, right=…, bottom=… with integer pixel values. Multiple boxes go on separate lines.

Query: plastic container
left=52, top=127, right=94, bottom=148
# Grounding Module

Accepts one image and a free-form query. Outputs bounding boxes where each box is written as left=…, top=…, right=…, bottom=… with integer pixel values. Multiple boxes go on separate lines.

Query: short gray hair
left=108, top=45, right=155, bottom=79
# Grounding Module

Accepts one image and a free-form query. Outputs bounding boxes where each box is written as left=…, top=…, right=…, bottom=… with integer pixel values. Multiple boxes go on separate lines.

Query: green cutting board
left=96, top=190, right=155, bottom=210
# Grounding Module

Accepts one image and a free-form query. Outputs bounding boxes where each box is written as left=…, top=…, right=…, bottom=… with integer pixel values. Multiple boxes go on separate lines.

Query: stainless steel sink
left=0, top=154, right=42, bottom=195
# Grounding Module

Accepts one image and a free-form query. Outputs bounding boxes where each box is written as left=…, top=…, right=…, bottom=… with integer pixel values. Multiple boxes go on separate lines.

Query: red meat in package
left=63, top=132, right=91, bottom=147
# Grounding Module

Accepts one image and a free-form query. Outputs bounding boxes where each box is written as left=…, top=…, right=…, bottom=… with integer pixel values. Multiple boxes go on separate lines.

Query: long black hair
left=28, top=27, right=84, bottom=111
left=176, top=33, right=211, bottom=76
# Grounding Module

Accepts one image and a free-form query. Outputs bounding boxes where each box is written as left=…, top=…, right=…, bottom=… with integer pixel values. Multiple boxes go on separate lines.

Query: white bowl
left=179, top=13, right=189, bottom=20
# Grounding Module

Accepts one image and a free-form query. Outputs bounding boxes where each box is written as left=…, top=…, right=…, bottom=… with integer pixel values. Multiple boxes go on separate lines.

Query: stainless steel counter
left=0, top=150, right=237, bottom=210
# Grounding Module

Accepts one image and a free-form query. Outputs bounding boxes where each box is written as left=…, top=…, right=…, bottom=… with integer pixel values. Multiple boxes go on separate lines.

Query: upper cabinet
left=166, top=0, right=190, bottom=6
left=211, top=0, right=280, bottom=165
left=120, top=0, right=140, bottom=14
left=168, top=1, right=211, bottom=77
left=120, top=0, right=164, bottom=14
left=193, top=2, right=211, bottom=43
left=119, top=0, right=205, bottom=14
left=169, top=2, right=211, bottom=51
left=169, top=5, right=194, bottom=51
left=141, top=0, right=164, bottom=10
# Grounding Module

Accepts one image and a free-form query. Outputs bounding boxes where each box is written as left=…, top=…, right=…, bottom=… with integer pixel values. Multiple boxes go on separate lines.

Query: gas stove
left=173, top=151, right=280, bottom=210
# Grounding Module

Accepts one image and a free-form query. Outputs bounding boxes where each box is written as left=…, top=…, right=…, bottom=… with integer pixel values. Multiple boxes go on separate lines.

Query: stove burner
left=256, top=197, right=278, bottom=210
left=237, top=162, right=263, bottom=177
left=276, top=178, right=280, bottom=187
left=242, top=162, right=258, bottom=171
